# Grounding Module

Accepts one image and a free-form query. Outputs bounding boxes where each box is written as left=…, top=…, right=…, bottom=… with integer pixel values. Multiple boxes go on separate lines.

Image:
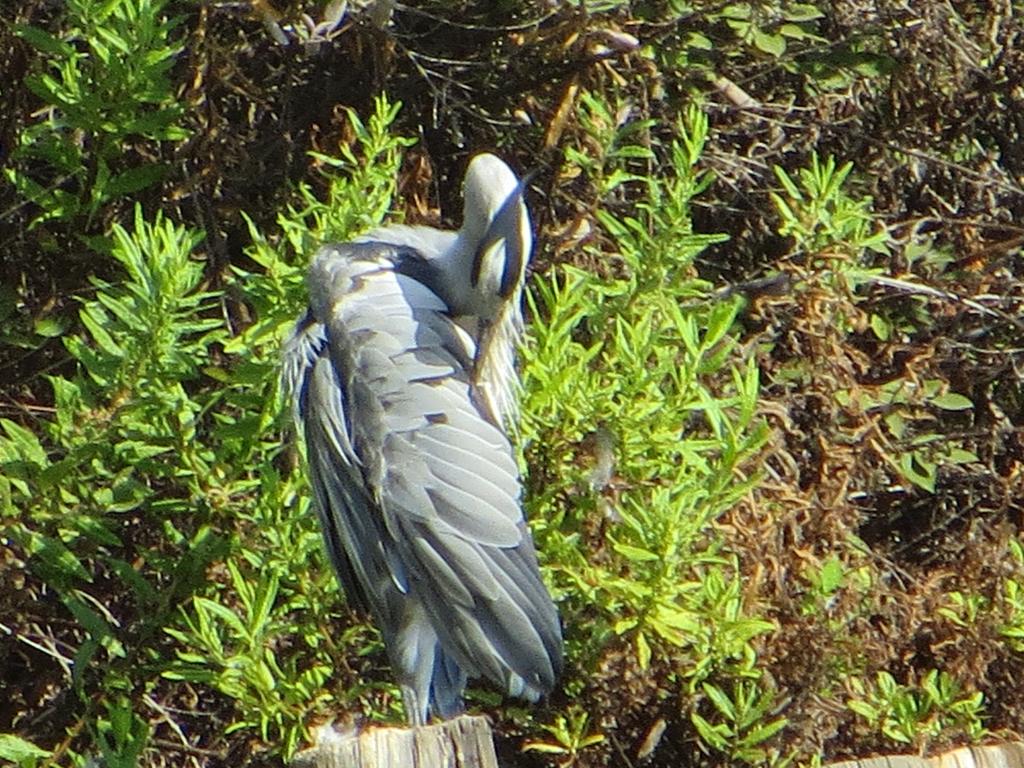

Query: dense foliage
left=2, top=2, right=1023, bottom=767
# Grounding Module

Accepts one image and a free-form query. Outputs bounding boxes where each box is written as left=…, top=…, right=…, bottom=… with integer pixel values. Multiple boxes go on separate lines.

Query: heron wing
left=295, top=242, right=561, bottom=698
left=283, top=307, right=406, bottom=627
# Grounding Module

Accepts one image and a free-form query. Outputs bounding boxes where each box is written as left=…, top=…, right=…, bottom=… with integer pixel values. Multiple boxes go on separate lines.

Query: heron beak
left=470, top=172, right=534, bottom=299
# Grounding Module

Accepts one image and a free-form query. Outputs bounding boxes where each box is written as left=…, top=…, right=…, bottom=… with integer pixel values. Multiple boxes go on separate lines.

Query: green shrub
left=522, top=99, right=768, bottom=695
left=10, top=0, right=188, bottom=226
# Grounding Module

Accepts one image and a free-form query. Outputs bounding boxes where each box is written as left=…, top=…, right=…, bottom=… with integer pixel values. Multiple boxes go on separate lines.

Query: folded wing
left=283, top=242, right=562, bottom=720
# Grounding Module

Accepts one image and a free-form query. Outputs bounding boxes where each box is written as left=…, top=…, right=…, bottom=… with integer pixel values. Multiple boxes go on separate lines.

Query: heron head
left=461, top=154, right=532, bottom=303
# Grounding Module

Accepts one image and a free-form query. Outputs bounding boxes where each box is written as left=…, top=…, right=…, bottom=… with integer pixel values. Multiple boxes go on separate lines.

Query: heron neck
left=443, top=224, right=495, bottom=315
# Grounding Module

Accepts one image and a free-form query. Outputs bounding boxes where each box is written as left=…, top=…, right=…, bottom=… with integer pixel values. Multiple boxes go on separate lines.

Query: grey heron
left=283, top=154, right=562, bottom=725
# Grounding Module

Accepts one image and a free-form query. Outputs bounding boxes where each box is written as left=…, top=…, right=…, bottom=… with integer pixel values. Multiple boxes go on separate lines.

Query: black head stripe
left=471, top=176, right=532, bottom=297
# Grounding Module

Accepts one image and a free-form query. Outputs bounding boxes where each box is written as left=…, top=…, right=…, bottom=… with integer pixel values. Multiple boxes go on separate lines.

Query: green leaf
left=772, top=167, right=801, bottom=201
left=522, top=742, right=571, bottom=755
left=0, top=734, right=52, bottom=764
left=848, top=699, right=878, bottom=720
left=106, top=163, right=168, bottom=197
left=946, top=447, right=979, bottom=464
left=635, top=630, right=652, bottom=670
left=63, top=593, right=114, bottom=642
left=817, top=556, right=845, bottom=594
left=685, top=32, right=713, bottom=50
left=79, top=307, right=124, bottom=357
left=746, top=716, right=787, bottom=744
left=752, top=29, right=786, bottom=57
left=14, top=24, right=72, bottom=55
left=930, top=392, right=973, bottom=411
left=702, top=682, right=737, bottom=719
left=194, top=597, right=248, bottom=637
left=784, top=4, right=825, bottom=21
left=720, top=4, right=752, bottom=21
left=899, top=453, right=936, bottom=493
left=869, top=313, right=891, bottom=341
left=612, top=542, right=660, bottom=562
left=704, top=299, right=738, bottom=349
left=28, top=534, right=92, bottom=583
left=1, top=419, right=48, bottom=465
left=779, top=23, right=814, bottom=40
left=73, top=514, right=122, bottom=547
left=33, top=316, right=67, bottom=338
left=691, top=711, right=730, bottom=748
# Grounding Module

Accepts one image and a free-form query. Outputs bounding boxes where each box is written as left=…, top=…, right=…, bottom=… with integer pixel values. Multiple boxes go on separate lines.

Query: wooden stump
left=292, top=714, right=498, bottom=768
left=824, top=742, right=1024, bottom=768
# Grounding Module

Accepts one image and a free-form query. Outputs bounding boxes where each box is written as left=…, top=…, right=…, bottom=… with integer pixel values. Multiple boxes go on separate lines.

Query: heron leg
left=400, top=683, right=429, bottom=727
left=430, top=649, right=467, bottom=720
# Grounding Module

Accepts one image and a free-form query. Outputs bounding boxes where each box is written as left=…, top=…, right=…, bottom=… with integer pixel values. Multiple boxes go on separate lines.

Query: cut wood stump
left=824, top=742, right=1024, bottom=768
left=292, top=714, right=498, bottom=768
